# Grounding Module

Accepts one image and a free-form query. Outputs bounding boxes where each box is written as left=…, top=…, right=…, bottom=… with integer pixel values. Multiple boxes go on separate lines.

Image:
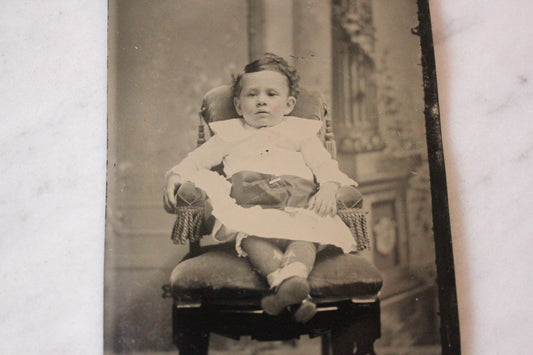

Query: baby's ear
left=284, top=96, right=296, bottom=115
left=233, top=97, right=242, bottom=115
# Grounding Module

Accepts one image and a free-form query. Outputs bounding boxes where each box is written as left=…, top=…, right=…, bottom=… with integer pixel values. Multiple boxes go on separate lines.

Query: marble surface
left=1, top=0, right=532, bottom=354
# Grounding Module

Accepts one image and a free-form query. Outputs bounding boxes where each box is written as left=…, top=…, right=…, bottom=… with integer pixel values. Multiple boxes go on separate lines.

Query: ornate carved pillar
left=332, top=0, right=385, bottom=156
left=331, top=1, right=413, bottom=298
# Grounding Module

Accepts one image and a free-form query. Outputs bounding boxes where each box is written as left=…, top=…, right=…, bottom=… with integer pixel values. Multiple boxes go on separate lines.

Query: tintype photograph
left=105, top=0, right=459, bottom=353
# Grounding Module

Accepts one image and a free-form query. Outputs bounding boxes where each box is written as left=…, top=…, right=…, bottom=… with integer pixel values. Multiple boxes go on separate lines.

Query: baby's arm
left=308, top=181, right=339, bottom=217
left=301, top=137, right=358, bottom=217
left=163, top=135, right=226, bottom=211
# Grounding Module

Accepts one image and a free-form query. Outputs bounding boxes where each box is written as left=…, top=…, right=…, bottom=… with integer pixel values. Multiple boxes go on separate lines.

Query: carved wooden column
left=332, top=0, right=384, bottom=158
left=332, top=0, right=412, bottom=293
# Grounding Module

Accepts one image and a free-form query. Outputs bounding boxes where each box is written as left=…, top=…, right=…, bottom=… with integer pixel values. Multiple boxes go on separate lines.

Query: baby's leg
left=241, top=236, right=284, bottom=277
left=262, top=240, right=316, bottom=287
left=242, top=237, right=308, bottom=315
left=280, top=240, right=317, bottom=272
left=282, top=241, right=318, bottom=322
left=261, top=241, right=317, bottom=321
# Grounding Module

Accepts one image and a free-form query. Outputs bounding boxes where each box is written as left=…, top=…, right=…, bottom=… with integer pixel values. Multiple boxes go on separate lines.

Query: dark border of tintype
left=418, top=1, right=461, bottom=353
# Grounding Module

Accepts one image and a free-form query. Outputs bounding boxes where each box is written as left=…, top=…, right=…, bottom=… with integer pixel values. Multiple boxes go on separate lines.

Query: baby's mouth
left=256, top=110, right=269, bottom=114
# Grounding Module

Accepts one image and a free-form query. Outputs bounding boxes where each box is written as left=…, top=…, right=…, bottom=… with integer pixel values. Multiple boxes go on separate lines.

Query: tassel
left=337, top=208, right=371, bottom=252
left=171, top=206, right=204, bottom=244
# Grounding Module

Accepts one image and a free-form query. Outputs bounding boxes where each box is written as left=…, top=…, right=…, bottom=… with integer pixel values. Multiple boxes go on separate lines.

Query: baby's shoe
left=261, top=276, right=310, bottom=316
left=292, top=296, right=317, bottom=323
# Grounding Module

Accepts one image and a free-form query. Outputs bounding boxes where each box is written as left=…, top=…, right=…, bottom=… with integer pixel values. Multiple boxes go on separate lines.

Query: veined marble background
left=1, top=1, right=532, bottom=354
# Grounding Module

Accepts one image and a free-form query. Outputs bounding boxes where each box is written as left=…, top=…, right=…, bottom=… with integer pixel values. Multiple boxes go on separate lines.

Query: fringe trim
left=337, top=208, right=371, bottom=252
left=171, top=206, right=205, bottom=244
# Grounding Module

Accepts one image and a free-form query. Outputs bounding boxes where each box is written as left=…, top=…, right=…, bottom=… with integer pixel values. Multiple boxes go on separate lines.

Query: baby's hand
left=308, top=182, right=339, bottom=217
left=163, top=173, right=183, bottom=213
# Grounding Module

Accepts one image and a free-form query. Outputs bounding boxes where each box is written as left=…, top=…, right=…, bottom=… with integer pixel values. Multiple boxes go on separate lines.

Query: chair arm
left=170, top=182, right=212, bottom=244
left=175, top=181, right=208, bottom=207
left=336, top=185, right=363, bottom=209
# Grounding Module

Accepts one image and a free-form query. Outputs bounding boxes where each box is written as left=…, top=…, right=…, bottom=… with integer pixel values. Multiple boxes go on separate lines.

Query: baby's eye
left=268, top=91, right=278, bottom=96
left=247, top=92, right=257, bottom=97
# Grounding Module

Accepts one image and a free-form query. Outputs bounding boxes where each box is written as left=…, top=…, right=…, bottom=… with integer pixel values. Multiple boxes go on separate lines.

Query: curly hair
left=232, top=53, right=300, bottom=99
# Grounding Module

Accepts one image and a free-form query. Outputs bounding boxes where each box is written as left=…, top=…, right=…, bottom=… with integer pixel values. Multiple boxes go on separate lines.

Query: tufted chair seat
left=171, top=243, right=382, bottom=304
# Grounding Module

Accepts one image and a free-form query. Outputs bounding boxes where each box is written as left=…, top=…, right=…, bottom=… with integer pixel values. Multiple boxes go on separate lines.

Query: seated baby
left=164, top=53, right=361, bottom=323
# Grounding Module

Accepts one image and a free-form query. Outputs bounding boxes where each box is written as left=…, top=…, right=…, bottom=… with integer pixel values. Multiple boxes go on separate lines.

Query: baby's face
left=234, top=70, right=296, bottom=128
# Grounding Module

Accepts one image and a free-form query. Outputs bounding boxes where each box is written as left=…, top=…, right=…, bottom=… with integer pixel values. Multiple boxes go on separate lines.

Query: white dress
left=168, top=116, right=359, bottom=254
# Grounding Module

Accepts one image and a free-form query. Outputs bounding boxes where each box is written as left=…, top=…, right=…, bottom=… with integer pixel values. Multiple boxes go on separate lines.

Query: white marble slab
left=1, top=0, right=532, bottom=353
left=430, top=1, right=533, bottom=353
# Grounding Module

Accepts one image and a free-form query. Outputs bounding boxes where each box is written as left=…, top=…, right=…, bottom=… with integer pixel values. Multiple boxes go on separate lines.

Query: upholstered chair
left=163, top=86, right=383, bottom=355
